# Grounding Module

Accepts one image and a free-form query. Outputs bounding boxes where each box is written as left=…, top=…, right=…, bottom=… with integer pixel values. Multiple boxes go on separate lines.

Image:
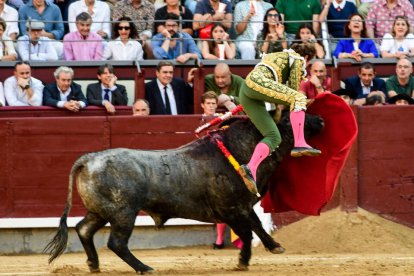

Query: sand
left=0, top=208, right=413, bottom=276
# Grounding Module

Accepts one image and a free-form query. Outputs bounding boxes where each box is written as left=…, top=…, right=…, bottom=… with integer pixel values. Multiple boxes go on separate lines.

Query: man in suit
left=145, top=61, right=194, bottom=115
left=43, top=66, right=87, bottom=112
left=344, top=62, right=387, bottom=106
left=86, top=64, right=128, bottom=114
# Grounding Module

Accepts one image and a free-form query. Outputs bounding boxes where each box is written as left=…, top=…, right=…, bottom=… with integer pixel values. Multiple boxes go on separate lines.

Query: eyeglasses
left=166, top=24, right=178, bottom=28
left=267, top=14, right=279, bottom=18
left=118, top=26, right=130, bottom=30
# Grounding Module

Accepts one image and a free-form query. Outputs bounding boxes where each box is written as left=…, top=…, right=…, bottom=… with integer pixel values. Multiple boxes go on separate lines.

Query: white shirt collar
left=333, top=0, right=346, bottom=9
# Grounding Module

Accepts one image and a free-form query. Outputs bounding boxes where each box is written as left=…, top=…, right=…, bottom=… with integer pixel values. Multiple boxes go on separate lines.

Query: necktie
left=164, top=86, right=172, bottom=114
left=104, top=89, right=110, bottom=102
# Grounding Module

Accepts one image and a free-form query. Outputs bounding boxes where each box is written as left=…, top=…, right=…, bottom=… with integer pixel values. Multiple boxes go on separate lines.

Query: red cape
left=261, top=93, right=358, bottom=215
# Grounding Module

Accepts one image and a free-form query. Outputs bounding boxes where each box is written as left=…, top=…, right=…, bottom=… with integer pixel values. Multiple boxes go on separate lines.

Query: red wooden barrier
left=1, top=106, right=414, bottom=228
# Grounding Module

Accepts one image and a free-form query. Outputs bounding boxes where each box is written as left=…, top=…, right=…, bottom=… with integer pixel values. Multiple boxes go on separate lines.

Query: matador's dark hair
left=290, top=43, right=316, bottom=61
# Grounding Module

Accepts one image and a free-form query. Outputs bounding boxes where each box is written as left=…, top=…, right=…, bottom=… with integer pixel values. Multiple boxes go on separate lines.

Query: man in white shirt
left=17, top=20, right=58, bottom=61
left=0, top=0, right=19, bottom=40
left=68, top=0, right=111, bottom=39
left=4, top=61, right=44, bottom=106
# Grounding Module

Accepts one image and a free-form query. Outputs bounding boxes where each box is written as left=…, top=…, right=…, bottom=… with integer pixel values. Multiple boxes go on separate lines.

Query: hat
left=387, top=94, right=414, bottom=105
left=26, top=20, right=45, bottom=30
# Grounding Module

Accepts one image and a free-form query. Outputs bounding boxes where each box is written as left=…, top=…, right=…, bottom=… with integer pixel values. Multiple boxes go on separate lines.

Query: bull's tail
left=43, top=157, right=86, bottom=264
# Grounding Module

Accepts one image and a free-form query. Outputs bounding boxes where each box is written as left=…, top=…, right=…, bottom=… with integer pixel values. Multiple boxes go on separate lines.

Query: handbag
left=199, top=23, right=214, bottom=39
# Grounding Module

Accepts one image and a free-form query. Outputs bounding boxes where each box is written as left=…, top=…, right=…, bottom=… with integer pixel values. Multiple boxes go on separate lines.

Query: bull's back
left=76, top=147, right=247, bottom=222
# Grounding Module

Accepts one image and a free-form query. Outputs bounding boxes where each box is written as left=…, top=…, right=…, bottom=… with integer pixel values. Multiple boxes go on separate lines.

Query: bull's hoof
left=138, top=265, right=155, bottom=275
left=87, top=260, right=100, bottom=273
left=269, top=245, right=285, bottom=254
left=234, top=263, right=249, bottom=271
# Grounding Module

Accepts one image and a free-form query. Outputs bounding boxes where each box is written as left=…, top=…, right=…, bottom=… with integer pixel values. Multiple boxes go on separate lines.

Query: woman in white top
left=103, top=17, right=144, bottom=61
left=0, top=17, right=17, bottom=62
left=380, top=16, right=414, bottom=59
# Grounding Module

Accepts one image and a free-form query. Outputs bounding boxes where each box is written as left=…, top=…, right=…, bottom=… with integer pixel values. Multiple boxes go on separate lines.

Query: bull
left=44, top=112, right=324, bottom=274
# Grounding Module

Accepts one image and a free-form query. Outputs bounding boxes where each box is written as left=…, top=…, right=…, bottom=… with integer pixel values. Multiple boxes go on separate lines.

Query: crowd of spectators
left=0, top=0, right=414, bottom=61
left=0, top=0, right=414, bottom=109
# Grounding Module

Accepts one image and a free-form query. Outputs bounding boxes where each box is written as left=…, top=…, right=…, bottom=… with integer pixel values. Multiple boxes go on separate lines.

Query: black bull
left=45, top=114, right=324, bottom=274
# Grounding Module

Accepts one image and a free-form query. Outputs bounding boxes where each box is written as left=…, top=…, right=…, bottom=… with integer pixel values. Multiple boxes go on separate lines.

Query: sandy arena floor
left=1, top=208, right=414, bottom=276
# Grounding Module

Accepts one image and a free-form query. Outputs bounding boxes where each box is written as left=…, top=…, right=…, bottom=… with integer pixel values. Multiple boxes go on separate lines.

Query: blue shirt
left=327, top=2, right=358, bottom=38
left=152, top=32, right=202, bottom=60
left=333, top=38, right=379, bottom=58
left=18, top=1, right=64, bottom=40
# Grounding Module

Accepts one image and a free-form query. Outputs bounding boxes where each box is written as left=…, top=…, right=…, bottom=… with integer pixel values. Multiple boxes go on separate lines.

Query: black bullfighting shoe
left=239, top=164, right=260, bottom=197
left=290, top=147, right=322, bottom=157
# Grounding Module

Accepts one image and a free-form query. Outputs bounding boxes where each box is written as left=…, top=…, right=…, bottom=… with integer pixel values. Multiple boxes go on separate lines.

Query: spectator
left=152, top=13, right=202, bottom=62
left=366, top=0, right=414, bottom=42
left=0, top=18, right=17, bottom=61
left=87, top=64, right=128, bottom=114
left=204, top=63, right=243, bottom=111
left=8, top=0, right=52, bottom=10
left=63, top=12, right=103, bottom=61
left=193, top=0, right=233, bottom=32
left=276, top=0, right=322, bottom=41
left=334, top=13, right=378, bottom=61
left=103, top=17, right=144, bottom=61
left=388, top=93, right=414, bottom=104
left=4, top=61, right=43, bottom=106
left=365, top=92, right=386, bottom=105
left=380, top=16, right=414, bottom=58
left=17, top=20, right=58, bottom=61
left=300, top=60, right=332, bottom=99
left=0, top=0, right=19, bottom=40
left=43, top=66, right=87, bottom=112
left=68, top=0, right=111, bottom=39
left=319, top=0, right=358, bottom=41
left=234, top=0, right=273, bottom=60
left=145, top=61, right=194, bottom=115
left=386, top=57, right=414, bottom=98
left=256, top=8, right=287, bottom=58
left=132, top=98, right=150, bottom=116
left=18, top=0, right=64, bottom=41
left=344, top=62, right=387, bottom=106
left=201, top=90, right=219, bottom=117
left=294, top=23, right=325, bottom=59
left=154, top=0, right=194, bottom=36
left=113, top=0, right=155, bottom=59
left=201, top=23, right=236, bottom=60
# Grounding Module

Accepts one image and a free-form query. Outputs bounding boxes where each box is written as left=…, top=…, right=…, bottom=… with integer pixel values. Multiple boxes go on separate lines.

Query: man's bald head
left=311, top=60, right=326, bottom=72
left=213, top=63, right=232, bottom=89
left=214, top=63, right=231, bottom=76
left=310, top=60, right=327, bottom=81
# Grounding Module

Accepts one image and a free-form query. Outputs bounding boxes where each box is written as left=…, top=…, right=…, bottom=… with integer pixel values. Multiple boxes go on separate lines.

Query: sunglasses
left=118, top=26, right=130, bottom=30
left=267, top=14, right=279, bottom=18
